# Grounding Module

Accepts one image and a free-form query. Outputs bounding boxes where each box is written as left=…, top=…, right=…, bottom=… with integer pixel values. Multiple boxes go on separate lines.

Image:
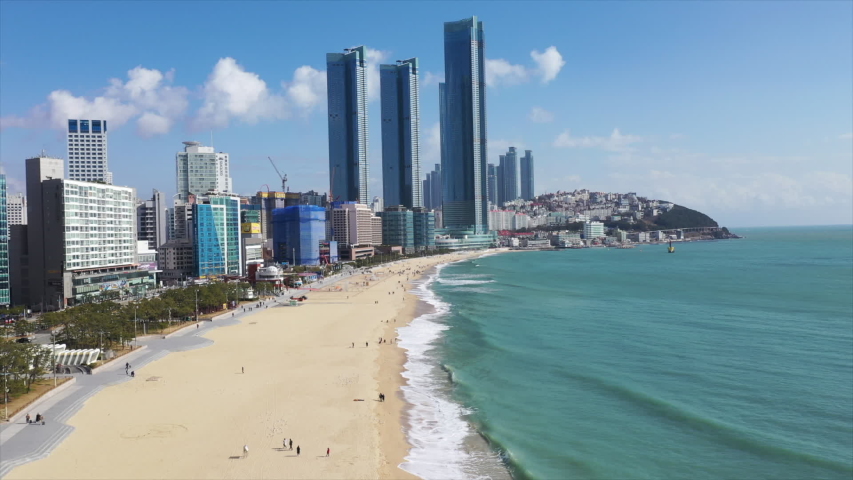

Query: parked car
left=16, top=337, right=31, bottom=343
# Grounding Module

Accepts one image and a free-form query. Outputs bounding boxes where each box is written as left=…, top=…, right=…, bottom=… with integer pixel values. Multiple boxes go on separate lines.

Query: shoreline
left=387, top=250, right=514, bottom=479
left=5, top=252, right=490, bottom=480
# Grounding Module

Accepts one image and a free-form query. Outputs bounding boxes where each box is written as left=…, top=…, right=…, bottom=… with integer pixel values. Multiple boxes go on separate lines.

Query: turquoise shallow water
left=430, top=226, right=853, bottom=479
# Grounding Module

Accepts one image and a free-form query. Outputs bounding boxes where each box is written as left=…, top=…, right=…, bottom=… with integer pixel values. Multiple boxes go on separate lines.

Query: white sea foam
left=397, top=262, right=505, bottom=480
left=436, top=279, right=496, bottom=286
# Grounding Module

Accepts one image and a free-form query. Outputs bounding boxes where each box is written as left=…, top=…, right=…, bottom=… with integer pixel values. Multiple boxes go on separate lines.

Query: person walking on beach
left=289, top=439, right=293, bottom=450
left=283, top=438, right=287, bottom=450
left=243, top=445, right=249, bottom=458
left=326, top=447, right=330, bottom=457
left=296, top=445, right=300, bottom=456
left=366, top=342, right=368, bottom=347
left=242, top=366, right=245, bottom=374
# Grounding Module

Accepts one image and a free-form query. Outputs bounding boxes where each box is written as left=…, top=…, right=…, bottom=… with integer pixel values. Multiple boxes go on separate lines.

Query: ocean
left=398, top=226, right=853, bottom=480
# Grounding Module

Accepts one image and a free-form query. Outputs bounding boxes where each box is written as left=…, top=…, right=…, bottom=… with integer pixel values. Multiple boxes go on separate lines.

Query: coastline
left=5, top=252, right=487, bottom=480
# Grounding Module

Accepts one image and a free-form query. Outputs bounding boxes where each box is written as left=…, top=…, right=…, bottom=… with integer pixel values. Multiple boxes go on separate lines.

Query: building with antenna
left=175, top=141, right=232, bottom=201
left=327, top=46, right=370, bottom=204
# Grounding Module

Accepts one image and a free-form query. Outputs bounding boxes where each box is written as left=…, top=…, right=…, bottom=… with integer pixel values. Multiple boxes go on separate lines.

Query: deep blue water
left=429, top=226, right=853, bottom=479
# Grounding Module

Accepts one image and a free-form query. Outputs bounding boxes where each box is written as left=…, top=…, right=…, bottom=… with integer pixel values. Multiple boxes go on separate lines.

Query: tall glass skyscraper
left=380, top=58, right=422, bottom=209
left=520, top=149, right=535, bottom=201
left=327, top=46, right=370, bottom=204
left=441, top=17, right=488, bottom=233
left=0, top=174, right=9, bottom=305
left=500, top=147, right=520, bottom=202
left=487, top=163, right=497, bottom=206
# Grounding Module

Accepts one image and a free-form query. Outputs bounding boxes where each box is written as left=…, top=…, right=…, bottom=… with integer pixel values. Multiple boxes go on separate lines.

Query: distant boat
left=667, top=240, right=675, bottom=253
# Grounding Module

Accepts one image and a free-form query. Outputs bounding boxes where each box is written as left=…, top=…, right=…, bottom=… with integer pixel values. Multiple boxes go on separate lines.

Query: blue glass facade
left=520, top=150, right=534, bottom=201
left=412, top=207, right=436, bottom=250
left=380, top=207, right=414, bottom=252
left=441, top=17, right=488, bottom=233
left=191, top=195, right=241, bottom=277
left=0, top=175, right=8, bottom=305
left=380, top=58, right=422, bottom=209
left=208, top=195, right=241, bottom=275
left=272, top=205, right=326, bottom=266
left=327, top=46, right=370, bottom=204
left=487, top=163, right=497, bottom=206
left=192, top=204, right=226, bottom=277
left=500, top=147, right=519, bottom=202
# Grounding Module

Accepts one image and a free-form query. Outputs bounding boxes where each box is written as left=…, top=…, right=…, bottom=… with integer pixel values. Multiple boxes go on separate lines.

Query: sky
left=1, top=1, right=851, bottom=228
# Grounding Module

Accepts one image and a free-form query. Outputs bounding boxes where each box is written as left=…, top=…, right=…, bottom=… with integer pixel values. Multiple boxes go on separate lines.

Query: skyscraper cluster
left=4, top=15, right=526, bottom=309
left=491, top=148, right=535, bottom=207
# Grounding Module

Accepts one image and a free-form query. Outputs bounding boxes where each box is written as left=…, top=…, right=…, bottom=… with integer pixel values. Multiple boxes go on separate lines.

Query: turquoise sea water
left=412, top=226, right=853, bottom=479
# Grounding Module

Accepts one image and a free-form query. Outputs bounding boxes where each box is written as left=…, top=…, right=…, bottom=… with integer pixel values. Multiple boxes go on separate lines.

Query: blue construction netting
left=272, top=205, right=325, bottom=266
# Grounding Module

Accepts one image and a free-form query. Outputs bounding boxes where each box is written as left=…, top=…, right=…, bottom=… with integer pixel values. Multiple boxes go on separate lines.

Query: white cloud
left=840, top=132, right=853, bottom=140
left=485, top=46, right=565, bottom=87
left=485, top=58, right=530, bottom=87
left=553, top=128, right=643, bottom=152
left=609, top=170, right=852, bottom=212
left=421, top=123, right=442, bottom=169
left=0, top=168, right=25, bottom=195
left=0, top=66, right=188, bottom=136
left=670, top=133, right=686, bottom=140
left=421, top=71, right=444, bottom=87
left=530, top=46, right=565, bottom=84
left=285, top=66, right=326, bottom=112
left=136, top=112, right=172, bottom=137
left=194, top=57, right=289, bottom=129
left=529, top=106, right=554, bottom=123
left=364, top=47, right=389, bottom=102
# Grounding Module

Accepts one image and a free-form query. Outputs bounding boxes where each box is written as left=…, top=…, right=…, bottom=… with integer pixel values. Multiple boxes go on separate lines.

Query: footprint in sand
left=121, top=424, right=189, bottom=440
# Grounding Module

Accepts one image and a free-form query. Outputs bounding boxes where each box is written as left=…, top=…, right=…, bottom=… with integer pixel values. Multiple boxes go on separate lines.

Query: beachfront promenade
left=0, top=255, right=477, bottom=480
left=0, top=307, right=252, bottom=478
left=0, top=267, right=377, bottom=479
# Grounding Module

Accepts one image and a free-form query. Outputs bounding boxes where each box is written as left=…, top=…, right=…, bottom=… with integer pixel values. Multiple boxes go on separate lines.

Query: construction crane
left=268, top=157, right=288, bottom=192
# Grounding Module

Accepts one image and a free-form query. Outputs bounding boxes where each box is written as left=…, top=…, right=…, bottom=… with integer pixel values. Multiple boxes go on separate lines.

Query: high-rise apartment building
left=430, top=164, right=441, bottom=210
left=67, top=119, right=112, bottom=184
left=331, top=203, right=379, bottom=246
left=422, top=164, right=443, bottom=210
left=441, top=17, right=488, bottom=232
left=327, top=46, right=370, bottom=204
left=137, top=189, right=168, bottom=250
left=0, top=175, right=9, bottom=305
left=25, top=156, right=149, bottom=308
left=520, top=150, right=535, bottom=201
left=487, top=163, right=497, bottom=207
left=7, top=193, right=26, bottom=225
left=380, top=58, right=422, bottom=209
left=176, top=141, right=232, bottom=201
left=499, top=147, right=520, bottom=203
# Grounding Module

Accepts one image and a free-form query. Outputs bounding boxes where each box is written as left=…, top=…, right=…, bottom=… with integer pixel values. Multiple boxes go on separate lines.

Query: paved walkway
left=0, top=301, right=269, bottom=478
left=0, top=272, right=364, bottom=478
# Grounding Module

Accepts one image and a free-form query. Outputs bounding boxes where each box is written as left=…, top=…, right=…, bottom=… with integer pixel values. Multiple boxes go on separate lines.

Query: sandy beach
left=6, top=252, right=485, bottom=480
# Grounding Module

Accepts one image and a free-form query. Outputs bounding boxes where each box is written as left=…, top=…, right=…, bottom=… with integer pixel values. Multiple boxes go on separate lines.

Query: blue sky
left=1, top=1, right=851, bottom=227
